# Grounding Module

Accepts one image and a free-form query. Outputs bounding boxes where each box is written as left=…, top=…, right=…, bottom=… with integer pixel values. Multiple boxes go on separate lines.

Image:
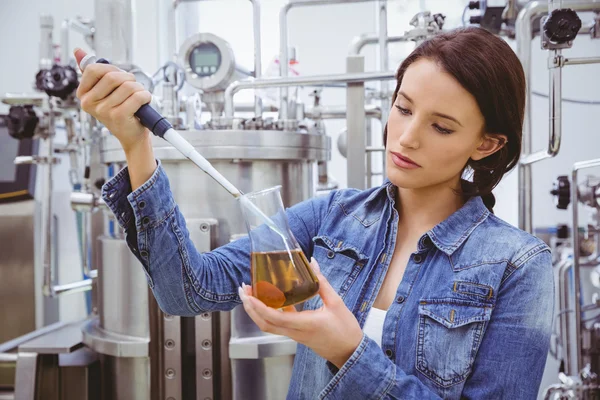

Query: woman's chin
left=385, top=169, right=425, bottom=189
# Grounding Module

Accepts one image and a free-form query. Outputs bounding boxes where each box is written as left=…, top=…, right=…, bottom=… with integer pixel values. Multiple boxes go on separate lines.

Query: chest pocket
left=416, top=298, right=492, bottom=388
left=303, top=236, right=368, bottom=310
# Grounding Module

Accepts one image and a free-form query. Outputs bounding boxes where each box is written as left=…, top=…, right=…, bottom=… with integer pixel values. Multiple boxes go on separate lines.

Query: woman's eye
left=433, top=124, right=454, bottom=135
left=395, top=105, right=411, bottom=115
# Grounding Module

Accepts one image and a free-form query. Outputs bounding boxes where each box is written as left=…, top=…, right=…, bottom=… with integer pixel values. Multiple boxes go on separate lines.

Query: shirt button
left=327, top=250, right=335, bottom=259
left=142, top=216, right=150, bottom=225
left=140, top=250, right=148, bottom=257
left=385, top=349, right=394, bottom=359
left=413, top=254, right=423, bottom=263
left=423, top=236, right=432, bottom=247
left=139, top=201, right=146, bottom=209
left=396, top=296, right=405, bottom=304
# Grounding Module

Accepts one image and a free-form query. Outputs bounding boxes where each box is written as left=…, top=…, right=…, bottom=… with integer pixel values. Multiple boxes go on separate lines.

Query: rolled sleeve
left=125, top=162, right=176, bottom=234
left=319, top=335, right=395, bottom=399
left=320, top=334, right=443, bottom=399
left=101, top=160, right=176, bottom=233
left=101, top=164, right=135, bottom=229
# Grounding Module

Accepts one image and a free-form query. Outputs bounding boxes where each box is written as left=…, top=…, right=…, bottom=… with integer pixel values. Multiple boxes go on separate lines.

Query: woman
left=75, top=27, right=553, bottom=399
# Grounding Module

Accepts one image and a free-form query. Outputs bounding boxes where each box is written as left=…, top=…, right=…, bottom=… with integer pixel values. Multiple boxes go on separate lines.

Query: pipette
left=79, top=54, right=282, bottom=234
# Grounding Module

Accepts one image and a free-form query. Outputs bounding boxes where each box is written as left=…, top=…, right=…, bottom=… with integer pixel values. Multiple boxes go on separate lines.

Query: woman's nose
left=398, top=119, right=421, bottom=150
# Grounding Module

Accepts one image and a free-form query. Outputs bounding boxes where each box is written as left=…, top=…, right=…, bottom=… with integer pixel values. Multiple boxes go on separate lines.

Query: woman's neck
left=395, top=178, right=465, bottom=234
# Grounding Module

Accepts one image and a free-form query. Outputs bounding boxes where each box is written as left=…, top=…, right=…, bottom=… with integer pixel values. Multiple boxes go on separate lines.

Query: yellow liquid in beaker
left=251, top=249, right=320, bottom=308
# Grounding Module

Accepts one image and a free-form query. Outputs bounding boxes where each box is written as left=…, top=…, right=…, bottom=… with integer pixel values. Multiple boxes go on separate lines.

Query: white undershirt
left=363, top=307, right=388, bottom=348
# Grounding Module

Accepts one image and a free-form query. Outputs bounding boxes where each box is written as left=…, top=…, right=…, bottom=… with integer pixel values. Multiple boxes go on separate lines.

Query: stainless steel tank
left=96, top=129, right=329, bottom=400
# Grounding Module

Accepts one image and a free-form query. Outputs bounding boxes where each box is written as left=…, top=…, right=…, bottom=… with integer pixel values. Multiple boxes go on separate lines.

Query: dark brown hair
left=384, top=27, right=525, bottom=212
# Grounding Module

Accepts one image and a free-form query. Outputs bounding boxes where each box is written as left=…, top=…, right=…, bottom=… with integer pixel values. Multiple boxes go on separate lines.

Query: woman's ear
left=471, top=133, right=508, bottom=161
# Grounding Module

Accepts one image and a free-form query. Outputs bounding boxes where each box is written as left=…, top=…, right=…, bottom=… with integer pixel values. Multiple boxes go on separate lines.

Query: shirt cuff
left=319, top=334, right=395, bottom=399
left=101, top=159, right=176, bottom=234
left=124, top=161, right=176, bottom=233
left=101, top=164, right=135, bottom=229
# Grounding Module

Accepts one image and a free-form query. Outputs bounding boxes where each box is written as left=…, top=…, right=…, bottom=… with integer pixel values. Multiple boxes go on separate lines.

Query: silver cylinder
left=101, top=130, right=328, bottom=399
left=94, top=0, right=134, bottom=67
left=99, top=238, right=150, bottom=338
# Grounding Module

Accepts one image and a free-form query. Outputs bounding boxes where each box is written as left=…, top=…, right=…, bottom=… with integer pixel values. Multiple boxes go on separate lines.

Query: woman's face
left=386, top=57, right=496, bottom=192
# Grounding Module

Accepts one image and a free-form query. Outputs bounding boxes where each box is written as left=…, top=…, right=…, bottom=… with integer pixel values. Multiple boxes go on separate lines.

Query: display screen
left=189, top=42, right=222, bottom=77
left=193, top=51, right=219, bottom=67
left=0, top=124, right=18, bottom=182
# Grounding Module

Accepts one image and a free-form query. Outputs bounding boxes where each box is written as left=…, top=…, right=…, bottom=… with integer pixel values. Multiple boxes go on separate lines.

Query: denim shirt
left=102, top=161, right=554, bottom=400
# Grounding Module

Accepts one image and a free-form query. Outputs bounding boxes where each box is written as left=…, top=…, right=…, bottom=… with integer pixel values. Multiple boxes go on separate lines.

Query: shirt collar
left=355, top=178, right=490, bottom=255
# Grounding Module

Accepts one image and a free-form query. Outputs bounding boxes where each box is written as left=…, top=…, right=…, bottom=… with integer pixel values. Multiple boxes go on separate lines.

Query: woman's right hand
left=74, top=48, right=152, bottom=153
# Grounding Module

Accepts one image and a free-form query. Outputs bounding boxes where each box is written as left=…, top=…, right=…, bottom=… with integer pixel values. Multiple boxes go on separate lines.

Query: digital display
left=193, top=51, right=219, bottom=67
left=0, top=125, right=18, bottom=183
left=189, top=42, right=222, bottom=77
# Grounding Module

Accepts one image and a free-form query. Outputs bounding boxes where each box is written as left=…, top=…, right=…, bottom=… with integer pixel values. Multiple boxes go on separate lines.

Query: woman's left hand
left=238, top=258, right=364, bottom=369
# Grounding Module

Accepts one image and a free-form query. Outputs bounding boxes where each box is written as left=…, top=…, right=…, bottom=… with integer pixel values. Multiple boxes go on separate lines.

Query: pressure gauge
left=179, top=32, right=252, bottom=92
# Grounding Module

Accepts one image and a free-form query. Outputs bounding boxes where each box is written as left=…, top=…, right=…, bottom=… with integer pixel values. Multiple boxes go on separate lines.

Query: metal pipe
left=348, top=33, right=408, bottom=56
left=564, top=56, right=600, bottom=65
left=225, top=70, right=395, bottom=118
left=39, top=15, right=54, bottom=70
left=54, top=279, right=93, bottom=295
left=517, top=1, right=545, bottom=232
left=304, top=104, right=382, bottom=119
left=279, top=0, right=380, bottom=120
left=516, top=0, right=600, bottom=232
left=64, top=117, right=80, bottom=187
left=366, top=146, right=385, bottom=152
left=70, top=191, right=107, bottom=211
left=571, top=158, right=600, bottom=373
left=520, top=50, right=563, bottom=165
left=251, top=0, right=263, bottom=117
left=0, top=354, right=18, bottom=362
left=61, top=19, right=70, bottom=66
left=81, top=210, right=93, bottom=277
left=0, top=321, right=66, bottom=353
left=41, top=125, right=55, bottom=298
left=558, top=259, right=573, bottom=374
left=366, top=113, right=373, bottom=188
left=347, top=56, right=367, bottom=189
left=378, top=0, right=389, bottom=189
left=378, top=1, right=389, bottom=100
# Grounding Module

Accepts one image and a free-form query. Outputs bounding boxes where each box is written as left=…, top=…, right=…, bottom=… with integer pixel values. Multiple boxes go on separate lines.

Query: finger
left=246, top=295, right=314, bottom=330
left=77, top=63, right=122, bottom=99
left=112, top=90, right=152, bottom=120
left=239, top=288, right=293, bottom=336
left=310, top=257, right=321, bottom=274
left=85, top=71, right=136, bottom=105
left=242, top=282, right=252, bottom=297
left=314, top=269, right=342, bottom=307
left=74, top=48, right=87, bottom=68
left=101, top=81, right=145, bottom=110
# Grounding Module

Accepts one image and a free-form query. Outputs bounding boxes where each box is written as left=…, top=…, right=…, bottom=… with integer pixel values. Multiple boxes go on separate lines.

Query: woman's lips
left=390, top=151, right=421, bottom=169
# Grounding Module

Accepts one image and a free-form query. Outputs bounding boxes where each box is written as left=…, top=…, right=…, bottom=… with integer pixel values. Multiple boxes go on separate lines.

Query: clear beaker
left=239, top=186, right=319, bottom=309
